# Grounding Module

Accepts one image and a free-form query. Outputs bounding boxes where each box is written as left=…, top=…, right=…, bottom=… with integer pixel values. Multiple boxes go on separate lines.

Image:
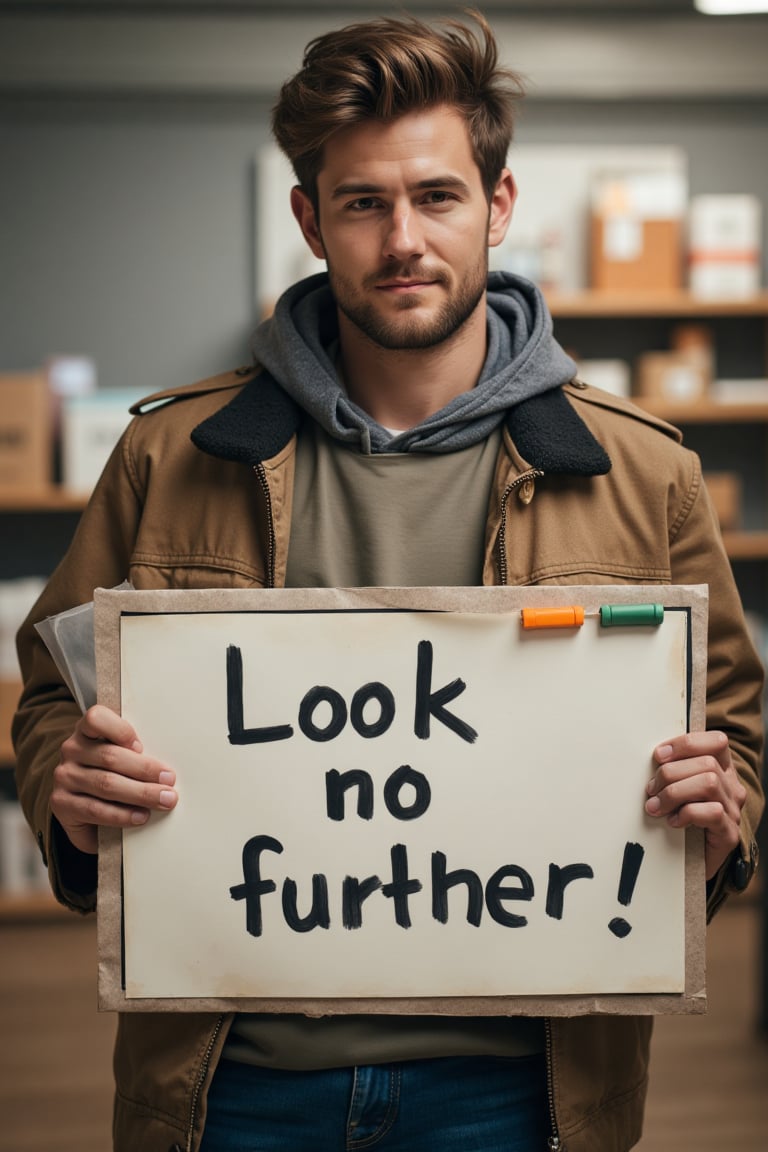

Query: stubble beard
left=327, top=254, right=489, bottom=351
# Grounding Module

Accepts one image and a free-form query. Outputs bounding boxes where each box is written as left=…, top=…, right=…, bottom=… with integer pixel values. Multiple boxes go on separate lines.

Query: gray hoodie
left=251, top=270, right=577, bottom=454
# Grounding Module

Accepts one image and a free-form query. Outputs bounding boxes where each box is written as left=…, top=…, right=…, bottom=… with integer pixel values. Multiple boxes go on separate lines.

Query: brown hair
left=271, top=9, right=525, bottom=206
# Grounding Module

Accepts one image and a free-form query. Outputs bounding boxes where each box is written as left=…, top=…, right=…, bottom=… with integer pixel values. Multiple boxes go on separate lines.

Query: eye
left=346, top=197, right=382, bottom=212
left=423, top=190, right=460, bottom=208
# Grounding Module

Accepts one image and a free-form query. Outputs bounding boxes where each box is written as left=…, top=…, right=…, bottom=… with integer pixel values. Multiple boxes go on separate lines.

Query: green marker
left=599, top=604, right=664, bottom=628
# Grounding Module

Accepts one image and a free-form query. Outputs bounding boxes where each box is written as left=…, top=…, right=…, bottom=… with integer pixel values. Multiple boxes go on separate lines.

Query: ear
left=290, top=186, right=326, bottom=260
left=488, top=168, right=517, bottom=249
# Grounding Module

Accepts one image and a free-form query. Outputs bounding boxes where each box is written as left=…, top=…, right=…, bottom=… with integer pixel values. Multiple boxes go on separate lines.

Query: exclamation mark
left=608, top=841, right=645, bottom=938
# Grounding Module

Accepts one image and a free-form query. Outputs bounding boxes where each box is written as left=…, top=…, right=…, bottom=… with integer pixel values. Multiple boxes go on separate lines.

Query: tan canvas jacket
left=12, top=370, right=764, bottom=1152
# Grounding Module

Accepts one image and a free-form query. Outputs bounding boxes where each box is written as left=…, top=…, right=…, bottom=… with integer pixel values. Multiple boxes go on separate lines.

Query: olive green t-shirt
left=284, top=420, right=501, bottom=588
left=224, top=419, right=545, bottom=1068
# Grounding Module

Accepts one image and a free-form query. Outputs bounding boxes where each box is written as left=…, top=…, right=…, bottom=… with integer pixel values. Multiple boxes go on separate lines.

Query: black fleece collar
left=191, top=370, right=611, bottom=477
left=191, top=371, right=302, bottom=464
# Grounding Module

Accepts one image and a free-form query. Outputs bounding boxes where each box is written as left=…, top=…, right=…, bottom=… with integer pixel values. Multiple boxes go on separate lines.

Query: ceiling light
left=695, top=1, right=768, bottom=12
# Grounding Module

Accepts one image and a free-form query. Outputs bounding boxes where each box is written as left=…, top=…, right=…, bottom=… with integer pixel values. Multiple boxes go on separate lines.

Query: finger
left=667, top=800, right=742, bottom=881
left=51, top=789, right=158, bottom=857
left=52, top=786, right=175, bottom=831
left=647, top=753, right=723, bottom=791
left=665, top=801, right=736, bottom=837
left=645, top=766, right=743, bottom=824
left=78, top=704, right=144, bottom=752
left=653, top=730, right=730, bottom=770
left=54, top=756, right=178, bottom=812
left=60, top=731, right=175, bottom=783
left=51, top=764, right=178, bottom=856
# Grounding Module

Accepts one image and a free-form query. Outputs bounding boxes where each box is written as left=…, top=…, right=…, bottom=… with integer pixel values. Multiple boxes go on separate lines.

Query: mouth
left=376, top=279, right=439, bottom=294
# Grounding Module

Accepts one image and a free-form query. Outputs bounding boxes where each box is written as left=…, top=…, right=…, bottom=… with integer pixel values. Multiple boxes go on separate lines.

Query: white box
left=0, top=577, right=46, bottom=679
left=711, top=378, right=768, bottom=404
left=575, top=359, right=631, bottom=398
left=61, top=389, right=146, bottom=494
left=690, top=262, right=760, bottom=298
left=689, top=195, right=762, bottom=298
left=690, top=194, right=761, bottom=252
left=0, top=800, right=49, bottom=893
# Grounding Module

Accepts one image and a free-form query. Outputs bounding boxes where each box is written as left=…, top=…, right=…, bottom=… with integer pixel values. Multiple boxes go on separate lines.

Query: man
left=12, top=11, right=763, bottom=1152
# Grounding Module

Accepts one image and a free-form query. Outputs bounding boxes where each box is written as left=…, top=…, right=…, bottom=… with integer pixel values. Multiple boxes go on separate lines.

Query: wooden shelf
left=547, top=290, right=768, bottom=319
left=634, top=399, right=768, bottom=424
left=0, top=486, right=89, bottom=512
left=721, top=531, right=768, bottom=561
left=0, top=891, right=70, bottom=922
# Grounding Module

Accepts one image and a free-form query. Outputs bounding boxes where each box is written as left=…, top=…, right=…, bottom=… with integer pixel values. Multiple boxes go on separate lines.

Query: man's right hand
left=52, top=704, right=178, bottom=855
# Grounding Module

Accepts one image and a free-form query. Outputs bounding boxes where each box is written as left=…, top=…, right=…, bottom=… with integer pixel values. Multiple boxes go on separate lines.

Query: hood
left=249, top=270, right=578, bottom=454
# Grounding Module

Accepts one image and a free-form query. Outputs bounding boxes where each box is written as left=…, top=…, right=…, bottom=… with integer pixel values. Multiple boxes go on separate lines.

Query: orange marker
left=521, top=606, right=585, bottom=629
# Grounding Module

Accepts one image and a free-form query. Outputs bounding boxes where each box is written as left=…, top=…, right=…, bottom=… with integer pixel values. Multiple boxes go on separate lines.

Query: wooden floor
left=1, top=898, right=767, bottom=1151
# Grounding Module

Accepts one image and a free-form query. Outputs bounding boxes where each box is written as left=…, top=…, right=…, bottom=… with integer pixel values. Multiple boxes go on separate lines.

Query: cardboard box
left=0, top=678, right=21, bottom=761
left=670, top=324, right=715, bottom=388
left=590, top=171, right=686, bottom=294
left=0, top=372, right=52, bottom=490
left=592, top=217, right=683, bottom=294
left=703, top=472, right=742, bottom=531
left=635, top=351, right=709, bottom=402
left=61, top=389, right=145, bottom=494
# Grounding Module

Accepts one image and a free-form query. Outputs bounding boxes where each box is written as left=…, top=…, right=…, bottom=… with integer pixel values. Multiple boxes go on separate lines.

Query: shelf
left=0, top=891, right=70, bottom=922
left=634, top=400, right=768, bottom=424
left=547, top=291, right=768, bottom=319
left=721, top=532, right=768, bottom=561
left=0, top=486, right=89, bottom=512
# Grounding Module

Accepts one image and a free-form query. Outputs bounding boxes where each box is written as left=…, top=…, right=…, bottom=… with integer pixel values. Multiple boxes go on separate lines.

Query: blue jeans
left=199, top=1054, right=549, bottom=1151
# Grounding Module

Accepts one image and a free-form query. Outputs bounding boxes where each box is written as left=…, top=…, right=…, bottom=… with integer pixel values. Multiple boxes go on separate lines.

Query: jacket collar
left=507, top=385, right=611, bottom=475
left=191, top=370, right=611, bottom=476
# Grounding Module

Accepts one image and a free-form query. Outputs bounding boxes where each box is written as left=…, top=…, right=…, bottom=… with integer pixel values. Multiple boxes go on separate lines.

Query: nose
left=383, top=204, right=425, bottom=261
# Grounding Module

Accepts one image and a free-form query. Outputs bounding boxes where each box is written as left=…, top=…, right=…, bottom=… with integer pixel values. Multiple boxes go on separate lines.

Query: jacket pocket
left=129, top=559, right=268, bottom=590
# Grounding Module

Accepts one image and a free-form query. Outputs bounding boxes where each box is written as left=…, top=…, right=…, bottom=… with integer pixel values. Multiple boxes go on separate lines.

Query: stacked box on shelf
left=0, top=577, right=46, bottom=760
left=61, top=388, right=148, bottom=495
left=590, top=170, right=687, bottom=294
left=0, top=798, right=49, bottom=894
left=0, top=373, right=52, bottom=490
left=689, top=195, right=762, bottom=299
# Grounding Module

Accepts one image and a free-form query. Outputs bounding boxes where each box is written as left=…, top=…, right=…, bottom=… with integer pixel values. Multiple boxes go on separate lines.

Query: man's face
left=291, top=106, right=515, bottom=351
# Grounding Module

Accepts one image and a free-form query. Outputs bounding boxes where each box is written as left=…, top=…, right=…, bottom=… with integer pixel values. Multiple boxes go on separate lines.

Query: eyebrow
left=330, top=175, right=471, bottom=200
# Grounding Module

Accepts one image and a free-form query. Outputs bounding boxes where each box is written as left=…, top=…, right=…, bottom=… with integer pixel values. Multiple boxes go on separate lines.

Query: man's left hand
left=645, top=731, right=747, bottom=881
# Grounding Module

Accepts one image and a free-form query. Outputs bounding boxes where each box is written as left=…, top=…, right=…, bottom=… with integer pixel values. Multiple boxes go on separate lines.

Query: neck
left=337, top=304, right=488, bottom=430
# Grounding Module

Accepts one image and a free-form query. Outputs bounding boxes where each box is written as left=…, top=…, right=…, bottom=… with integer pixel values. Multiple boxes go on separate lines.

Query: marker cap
left=521, top=606, right=585, bottom=629
left=599, top=604, right=664, bottom=628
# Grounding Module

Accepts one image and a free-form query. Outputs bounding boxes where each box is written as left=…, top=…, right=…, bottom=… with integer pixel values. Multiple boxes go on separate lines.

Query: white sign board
left=95, top=585, right=707, bottom=1015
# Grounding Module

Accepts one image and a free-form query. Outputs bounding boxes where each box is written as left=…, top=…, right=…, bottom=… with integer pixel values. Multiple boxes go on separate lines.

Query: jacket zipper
left=499, top=466, right=560, bottom=1148
left=545, top=1018, right=562, bottom=1150
left=183, top=470, right=270, bottom=1152
left=254, top=463, right=276, bottom=588
left=186, top=1015, right=226, bottom=1152
left=497, top=468, right=544, bottom=585
left=184, top=467, right=272, bottom=1151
